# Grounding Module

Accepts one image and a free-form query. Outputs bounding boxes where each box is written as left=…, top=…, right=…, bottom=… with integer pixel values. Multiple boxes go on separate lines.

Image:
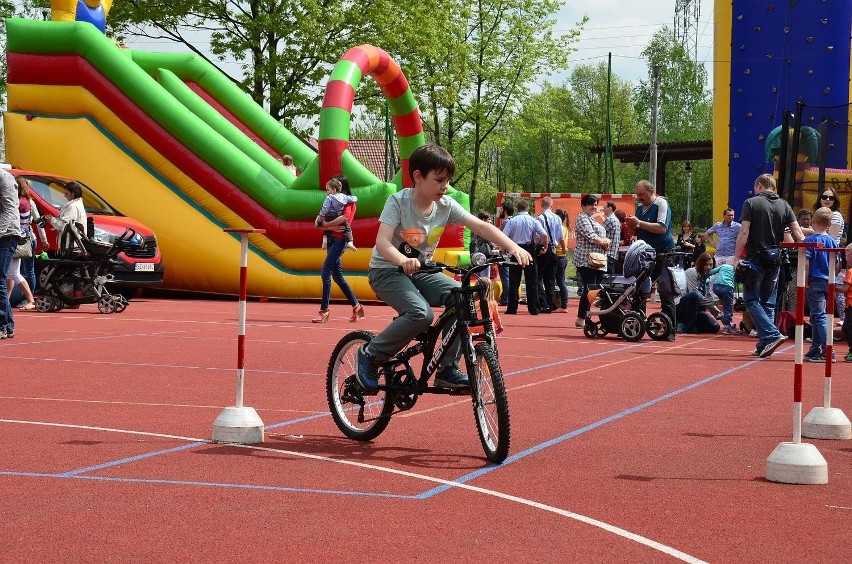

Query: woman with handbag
left=5, top=178, right=39, bottom=310
left=573, top=194, right=610, bottom=328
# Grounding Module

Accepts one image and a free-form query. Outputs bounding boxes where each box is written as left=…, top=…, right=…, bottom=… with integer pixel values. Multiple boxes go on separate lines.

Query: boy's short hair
left=477, top=211, right=491, bottom=222
left=408, top=143, right=456, bottom=184
left=812, top=206, right=832, bottom=226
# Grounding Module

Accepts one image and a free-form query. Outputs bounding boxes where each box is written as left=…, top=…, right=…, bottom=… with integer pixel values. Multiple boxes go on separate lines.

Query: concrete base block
left=212, top=406, right=265, bottom=444
left=766, top=442, right=828, bottom=484
left=803, top=407, right=852, bottom=440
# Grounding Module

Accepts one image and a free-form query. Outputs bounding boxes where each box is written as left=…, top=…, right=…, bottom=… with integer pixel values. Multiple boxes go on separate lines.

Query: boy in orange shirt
left=841, top=243, right=852, bottom=362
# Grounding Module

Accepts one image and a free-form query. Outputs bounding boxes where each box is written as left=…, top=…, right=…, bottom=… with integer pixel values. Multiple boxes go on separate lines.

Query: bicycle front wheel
left=469, top=343, right=510, bottom=463
left=326, top=331, right=394, bottom=441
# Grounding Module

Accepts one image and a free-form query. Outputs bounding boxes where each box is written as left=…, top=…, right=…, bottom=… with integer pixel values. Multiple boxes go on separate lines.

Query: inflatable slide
left=3, top=18, right=469, bottom=299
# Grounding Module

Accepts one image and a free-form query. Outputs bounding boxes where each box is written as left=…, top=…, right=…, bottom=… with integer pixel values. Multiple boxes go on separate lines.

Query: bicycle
left=326, top=252, right=514, bottom=463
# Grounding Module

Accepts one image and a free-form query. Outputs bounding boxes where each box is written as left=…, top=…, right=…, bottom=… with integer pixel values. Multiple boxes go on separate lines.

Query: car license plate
left=134, top=263, right=155, bottom=272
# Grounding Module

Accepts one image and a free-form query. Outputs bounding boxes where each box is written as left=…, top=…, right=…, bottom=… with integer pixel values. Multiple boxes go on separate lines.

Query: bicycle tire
left=326, top=330, right=394, bottom=441
left=469, top=343, right=511, bottom=463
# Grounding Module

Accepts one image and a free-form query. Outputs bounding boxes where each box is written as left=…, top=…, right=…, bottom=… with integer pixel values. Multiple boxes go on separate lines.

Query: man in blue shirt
left=626, top=179, right=677, bottom=340
left=536, top=197, right=563, bottom=312
left=502, top=199, right=547, bottom=315
left=705, top=208, right=741, bottom=266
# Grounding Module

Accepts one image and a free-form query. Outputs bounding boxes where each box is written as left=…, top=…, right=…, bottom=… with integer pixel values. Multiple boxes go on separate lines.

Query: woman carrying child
left=315, top=176, right=357, bottom=252
left=313, top=175, right=364, bottom=323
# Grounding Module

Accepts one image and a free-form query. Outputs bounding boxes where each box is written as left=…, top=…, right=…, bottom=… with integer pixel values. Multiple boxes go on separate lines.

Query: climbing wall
left=725, top=0, right=852, bottom=214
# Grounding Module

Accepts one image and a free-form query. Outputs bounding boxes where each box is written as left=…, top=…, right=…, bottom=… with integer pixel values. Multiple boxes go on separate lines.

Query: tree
left=564, top=62, right=643, bottom=193
left=634, top=28, right=713, bottom=227
left=108, top=1, right=414, bottom=136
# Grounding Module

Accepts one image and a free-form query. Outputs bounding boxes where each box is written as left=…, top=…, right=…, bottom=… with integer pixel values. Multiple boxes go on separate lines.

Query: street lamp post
left=685, top=161, right=693, bottom=223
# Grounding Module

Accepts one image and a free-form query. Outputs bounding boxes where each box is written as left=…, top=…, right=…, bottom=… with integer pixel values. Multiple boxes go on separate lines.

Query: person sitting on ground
left=676, top=252, right=719, bottom=334
left=355, top=144, right=532, bottom=393
left=803, top=207, right=840, bottom=363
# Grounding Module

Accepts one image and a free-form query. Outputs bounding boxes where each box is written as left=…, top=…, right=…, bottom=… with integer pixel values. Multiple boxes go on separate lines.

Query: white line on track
left=0, top=396, right=320, bottom=414
left=0, top=418, right=706, bottom=563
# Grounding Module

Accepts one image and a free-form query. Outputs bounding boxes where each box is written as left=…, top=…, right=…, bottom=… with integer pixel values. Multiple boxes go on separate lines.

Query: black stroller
left=35, top=221, right=137, bottom=314
left=582, top=240, right=674, bottom=342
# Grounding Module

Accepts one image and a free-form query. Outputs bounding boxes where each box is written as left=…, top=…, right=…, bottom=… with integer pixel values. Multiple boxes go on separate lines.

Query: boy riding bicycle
left=356, top=144, right=532, bottom=393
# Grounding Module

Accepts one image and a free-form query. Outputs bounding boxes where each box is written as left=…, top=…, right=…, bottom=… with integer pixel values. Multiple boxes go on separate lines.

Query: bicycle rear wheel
left=326, top=331, right=394, bottom=441
left=469, top=343, right=510, bottom=463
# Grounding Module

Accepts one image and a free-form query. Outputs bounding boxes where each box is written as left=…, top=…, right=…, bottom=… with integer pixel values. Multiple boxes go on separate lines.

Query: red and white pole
left=766, top=242, right=827, bottom=484
left=212, top=228, right=267, bottom=444
left=802, top=247, right=851, bottom=439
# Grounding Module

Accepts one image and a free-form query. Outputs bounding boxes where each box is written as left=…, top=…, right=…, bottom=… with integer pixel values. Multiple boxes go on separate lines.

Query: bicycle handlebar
left=397, top=252, right=519, bottom=278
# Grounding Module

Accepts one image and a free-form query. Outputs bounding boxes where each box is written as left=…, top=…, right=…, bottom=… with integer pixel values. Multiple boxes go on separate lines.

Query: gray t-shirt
left=369, top=189, right=470, bottom=269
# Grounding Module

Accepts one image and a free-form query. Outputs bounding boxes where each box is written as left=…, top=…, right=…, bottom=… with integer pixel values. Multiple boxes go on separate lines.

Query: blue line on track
left=415, top=356, right=765, bottom=499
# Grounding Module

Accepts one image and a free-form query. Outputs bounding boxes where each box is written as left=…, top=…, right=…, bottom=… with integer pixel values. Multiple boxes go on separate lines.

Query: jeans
left=366, top=267, right=460, bottom=371
left=556, top=255, right=568, bottom=309
left=806, top=278, right=828, bottom=353
left=320, top=236, right=358, bottom=311
left=0, top=236, right=17, bottom=332
left=712, top=283, right=734, bottom=326
left=743, top=263, right=782, bottom=349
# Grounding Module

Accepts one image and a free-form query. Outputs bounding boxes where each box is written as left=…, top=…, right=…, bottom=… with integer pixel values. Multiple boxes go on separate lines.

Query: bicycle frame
left=379, top=261, right=498, bottom=395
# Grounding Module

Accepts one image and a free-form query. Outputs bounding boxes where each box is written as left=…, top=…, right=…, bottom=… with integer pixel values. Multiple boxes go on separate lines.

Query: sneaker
left=751, top=346, right=761, bottom=356
left=355, top=345, right=378, bottom=393
left=346, top=242, right=357, bottom=252
left=759, top=335, right=787, bottom=358
left=4, top=329, right=13, bottom=339
left=434, top=367, right=470, bottom=389
left=0, top=329, right=6, bottom=340
left=845, top=351, right=852, bottom=363
left=749, top=330, right=758, bottom=338
left=13, top=300, right=28, bottom=309
left=804, top=349, right=823, bottom=362
left=575, top=318, right=585, bottom=328
left=721, top=325, right=735, bottom=335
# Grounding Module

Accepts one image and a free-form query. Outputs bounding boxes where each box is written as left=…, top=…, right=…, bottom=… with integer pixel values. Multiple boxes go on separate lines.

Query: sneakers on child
left=722, top=324, right=743, bottom=335
left=346, top=242, right=357, bottom=252
left=355, top=345, right=378, bottom=393
left=845, top=351, right=852, bottom=363
left=434, top=367, right=470, bottom=389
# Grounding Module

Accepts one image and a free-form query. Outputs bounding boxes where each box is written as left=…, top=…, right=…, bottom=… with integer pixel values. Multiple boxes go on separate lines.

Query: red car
left=11, top=169, right=164, bottom=295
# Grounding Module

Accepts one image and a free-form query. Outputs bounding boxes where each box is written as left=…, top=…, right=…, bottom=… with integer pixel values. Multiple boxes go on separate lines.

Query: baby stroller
left=582, top=240, right=674, bottom=342
left=35, top=221, right=137, bottom=314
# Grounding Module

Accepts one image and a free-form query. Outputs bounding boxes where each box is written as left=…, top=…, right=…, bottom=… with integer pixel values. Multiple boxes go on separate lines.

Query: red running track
left=1, top=297, right=850, bottom=562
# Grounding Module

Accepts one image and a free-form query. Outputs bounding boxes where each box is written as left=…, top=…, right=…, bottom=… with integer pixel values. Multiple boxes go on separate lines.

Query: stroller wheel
left=98, top=296, right=116, bottom=314
left=646, top=312, right=673, bottom=341
left=619, top=312, right=644, bottom=342
left=583, top=319, right=597, bottom=339
left=113, top=295, right=128, bottom=313
left=35, top=295, right=54, bottom=313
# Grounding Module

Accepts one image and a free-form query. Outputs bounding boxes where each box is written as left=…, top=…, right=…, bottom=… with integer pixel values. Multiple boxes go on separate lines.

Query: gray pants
left=366, top=267, right=460, bottom=371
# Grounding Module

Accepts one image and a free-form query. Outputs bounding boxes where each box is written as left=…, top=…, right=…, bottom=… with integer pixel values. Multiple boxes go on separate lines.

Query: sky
left=548, top=0, right=715, bottom=86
